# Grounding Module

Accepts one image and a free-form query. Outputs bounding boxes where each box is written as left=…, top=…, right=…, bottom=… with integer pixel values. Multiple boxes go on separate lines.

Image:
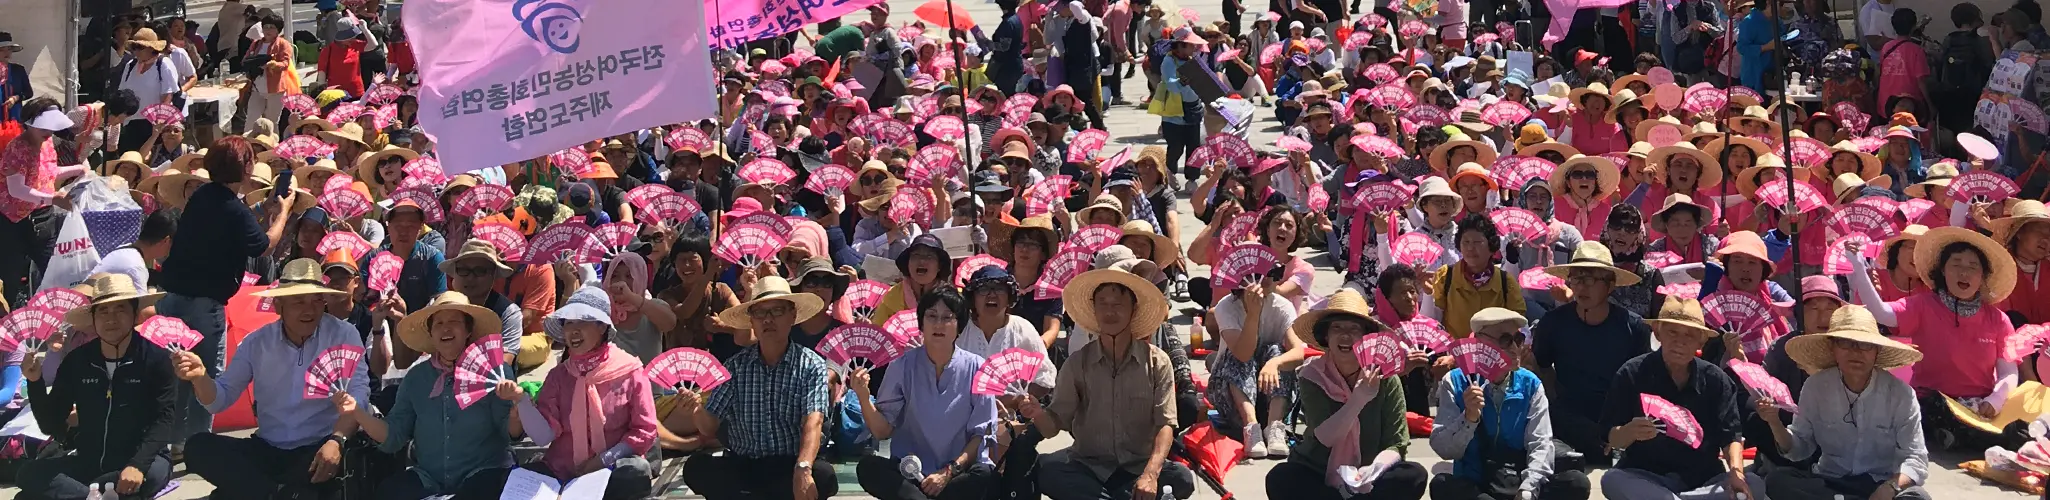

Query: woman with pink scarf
left=533, top=286, right=660, bottom=500
left=1262, top=290, right=1428, bottom=500
left=605, top=253, right=675, bottom=365
left=1550, top=156, right=1620, bottom=239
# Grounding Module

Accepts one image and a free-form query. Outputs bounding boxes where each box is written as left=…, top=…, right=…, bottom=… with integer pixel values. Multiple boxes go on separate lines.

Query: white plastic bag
left=39, top=210, right=98, bottom=290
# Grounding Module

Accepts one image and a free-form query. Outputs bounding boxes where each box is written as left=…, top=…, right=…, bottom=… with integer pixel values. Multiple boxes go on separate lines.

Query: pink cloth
left=1104, top=1, right=1133, bottom=53
left=1552, top=194, right=1614, bottom=241
left=1877, top=39, right=1930, bottom=109
left=1285, top=257, right=1316, bottom=313
left=608, top=253, right=651, bottom=325
left=1299, top=356, right=1364, bottom=488
left=1566, top=113, right=1625, bottom=156
left=787, top=220, right=830, bottom=260
left=1886, top=291, right=2014, bottom=398
left=0, top=136, right=55, bottom=223
left=537, top=344, right=658, bottom=475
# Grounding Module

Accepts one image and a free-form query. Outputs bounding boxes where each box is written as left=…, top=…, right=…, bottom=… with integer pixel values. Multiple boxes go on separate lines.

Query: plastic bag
left=39, top=212, right=97, bottom=291
left=68, top=174, right=145, bottom=258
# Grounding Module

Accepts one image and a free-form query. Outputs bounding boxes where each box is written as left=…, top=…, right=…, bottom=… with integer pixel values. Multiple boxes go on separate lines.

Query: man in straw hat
left=1426, top=307, right=1595, bottom=500
left=440, top=239, right=524, bottom=360
left=1019, top=269, right=1197, bottom=500
left=177, top=258, right=371, bottom=500
left=16, top=273, right=177, bottom=500
left=1756, top=306, right=1932, bottom=500
left=156, top=137, right=296, bottom=441
left=1263, top=289, right=1431, bottom=500
left=681, top=276, right=839, bottom=500
left=1530, top=241, right=1652, bottom=466
left=1598, top=296, right=1764, bottom=499
left=330, top=291, right=534, bottom=498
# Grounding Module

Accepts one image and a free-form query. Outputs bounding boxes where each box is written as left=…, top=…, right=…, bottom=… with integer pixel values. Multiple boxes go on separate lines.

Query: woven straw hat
left=1787, top=307, right=1923, bottom=371
left=1989, top=200, right=2050, bottom=245
left=396, top=291, right=504, bottom=353
left=1644, top=296, right=1718, bottom=337
left=1061, top=269, right=1170, bottom=336
left=1914, top=226, right=2018, bottom=303
left=253, top=259, right=349, bottom=298
left=716, top=277, right=825, bottom=331
left=63, top=273, right=164, bottom=328
left=1290, top=289, right=1386, bottom=349
left=1544, top=241, right=1643, bottom=286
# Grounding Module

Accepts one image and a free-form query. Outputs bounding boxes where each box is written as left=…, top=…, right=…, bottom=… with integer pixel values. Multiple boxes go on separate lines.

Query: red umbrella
left=914, top=0, right=978, bottom=30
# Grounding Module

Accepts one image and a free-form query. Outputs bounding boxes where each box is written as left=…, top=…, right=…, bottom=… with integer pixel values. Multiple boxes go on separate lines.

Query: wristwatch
left=795, top=461, right=813, bottom=471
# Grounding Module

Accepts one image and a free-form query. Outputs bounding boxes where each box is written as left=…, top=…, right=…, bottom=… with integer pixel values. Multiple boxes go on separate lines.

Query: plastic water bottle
left=1159, top=485, right=1173, bottom=500
left=87, top=484, right=100, bottom=500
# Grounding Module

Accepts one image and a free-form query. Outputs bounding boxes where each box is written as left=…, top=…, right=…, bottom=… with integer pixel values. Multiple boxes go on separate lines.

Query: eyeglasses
left=451, top=266, right=498, bottom=278
left=748, top=304, right=794, bottom=320
left=1831, top=339, right=1879, bottom=352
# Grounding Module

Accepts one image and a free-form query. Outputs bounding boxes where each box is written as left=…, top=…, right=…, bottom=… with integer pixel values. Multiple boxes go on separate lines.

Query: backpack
left=1145, top=37, right=1172, bottom=75
left=1936, top=31, right=1993, bottom=94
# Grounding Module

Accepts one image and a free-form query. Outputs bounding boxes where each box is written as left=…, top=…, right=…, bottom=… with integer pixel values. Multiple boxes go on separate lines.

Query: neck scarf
left=1464, top=262, right=1494, bottom=289
left=1370, top=288, right=1414, bottom=326
left=608, top=253, right=650, bottom=325
left=1937, top=288, right=1984, bottom=318
left=425, top=356, right=458, bottom=398
left=566, top=344, right=639, bottom=465
left=1300, top=356, right=1366, bottom=488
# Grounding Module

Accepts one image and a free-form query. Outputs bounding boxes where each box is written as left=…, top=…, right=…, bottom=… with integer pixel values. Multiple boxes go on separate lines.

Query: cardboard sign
left=971, top=348, right=1047, bottom=396
left=738, top=158, right=796, bottom=185
left=1519, top=267, right=1563, bottom=290
left=1214, top=244, right=1284, bottom=290
left=367, top=252, right=404, bottom=292
left=1354, top=333, right=1408, bottom=376
left=1729, top=360, right=1797, bottom=413
left=1390, top=233, right=1445, bottom=267
left=1399, top=317, right=1453, bottom=353
left=1449, top=338, right=1512, bottom=382
left=1641, top=393, right=1705, bottom=448
left=711, top=223, right=788, bottom=267
left=316, top=232, right=374, bottom=258
left=646, top=348, right=732, bottom=393
left=1033, top=248, right=1094, bottom=300
left=525, top=224, right=604, bottom=265
left=1948, top=170, right=2022, bottom=204
left=954, top=255, right=1009, bottom=288
left=1068, top=225, right=1123, bottom=254
left=302, top=345, right=366, bottom=400
left=472, top=222, right=529, bottom=259
left=1068, top=129, right=1111, bottom=162
left=1489, top=208, right=1547, bottom=242
left=844, top=280, right=889, bottom=322
left=318, top=188, right=373, bottom=220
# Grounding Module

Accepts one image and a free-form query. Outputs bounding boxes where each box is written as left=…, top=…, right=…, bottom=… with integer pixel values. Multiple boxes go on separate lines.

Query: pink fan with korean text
left=1404, top=105, right=1451, bottom=128
left=1354, top=333, right=1408, bottom=376
left=389, top=188, right=445, bottom=223
left=1756, top=178, right=1829, bottom=214
left=1657, top=281, right=1703, bottom=298
left=363, top=83, right=404, bottom=106
left=1213, top=244, right=1283, bottom=290
left=1177, top=7, right=1200, bottom=24
left=1899, top=198, right=1936, bottom=221
left=1200, top=133, right=1257, bottom=169
left=1787, top=137, right=1831, bottom=167
left=1067, top=225, right=1123, bottom=254
left=819, top=323, right=911, bottom=370
left=453, top=184, right=515, bottom=217
left=1703, top=291, right=1777, bottom=361
left=1221, top=208, right=1265, bottom=244
left=368, top=251, right=404, bottom=292
left=141, top=104, right=183, bottom=126
left=642, top=192, right=704, bottom=226
left=1033, top=248, right=1094, bottom=300
left=712, top=223, right=788, bottom=268
left=452, top=338, right=506, bottom=409
left=1489, top=208, right=1547, bottom=242
left=749, top=129, right=776, bottom=153
left=908, top=145, right=959, bottom=187
left=1681, top=83, right=1727, bottom=114
left=138, top=316, right=204, bottom=352
left=1366, top=85, right=1417, bottom=109
left=1068, top=129, right=1111, bottom=162
left=624, top=184, right=674, bottom=211
left=283, top=94, right=318, bottom=116
left=401, top=157, right=450, bottom=188
left=1308, top=186, right=1331, bottom=212
left=26, top=288, right=88, bottom=313
left=1024, top=175, right=1074, bottom=218
left=804, top=164, right=856, bottom=196
left=318, top=187, right=373, bottom=220
left=1095, top=147, right=1135, bottom=175
left=1391, top=233, right=1445, bottom=267
left=1398, top=20, right=1429, bottom=38
left=1491, top=156, right=1556, bottom=191
left=886, top=189, right=934, bottom=224
left=739, top=158, right=797, bottom=185
left=1641, top=394, right=1704, bottom=448
left=273, top=135, right=335, bottom=160
left=1362, top=63, right=1399, bottom=84
left=594, top=222, right=639, bottom=251
left=955, top=255, right=1008, bottom=287
left=0, top=307, right=61, bottom=353
left=1832, top=102, right=1869, bottom=131
left=972, top=348, right=1047, bottom=396
left=1399, top=317, right=1453, bottom=353
left=1480, top=101, right=1531, bottom=128
left=1276, top=136, right=1313, bottom=154
left=549, top=148, right=595, bottom=178
left=471, top=222, right=527, bottom=259
left=1643, top=251, right=1682, bottom=268
left=646, top=348, right=732, bottom=393
left=1519, top=267, right=1564, bottom=290
left=302, top=344, right=366, bottom=400
left=1729, top=360, right=1797, bottom=413
left=1823, top=234, right=1878, bottom=276
left=327, top=102, right=367, bottom=124
left=924, top=115, right=967, bottom=142
left=1348, top=182, right=1412, bottom=212
left=1352, top=135, right=1403, bottom=160
left=1947, top=170, right=2021, bottom=204
left=316, top=231, right=374, bottom=257
left=525, top=224, right=605, bottom=264
left=1449, top=338, right=1512, bottom=382
left=844, top=280, right=889, bottom=322
left=320, top=173, right=357, bottom=199
left=664, top=127, right=714, bottom=152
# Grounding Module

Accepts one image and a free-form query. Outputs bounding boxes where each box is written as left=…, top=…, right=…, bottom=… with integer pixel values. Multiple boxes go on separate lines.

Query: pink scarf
left=608, top=253, right=650, bottom=325
left=1300, top=356, right=1364, bottom=488
left=426, top=357, right=457, bottom=398
left=566, top=344, right=639, bottom=465
left=1371, top=289, right=1414, bottom=327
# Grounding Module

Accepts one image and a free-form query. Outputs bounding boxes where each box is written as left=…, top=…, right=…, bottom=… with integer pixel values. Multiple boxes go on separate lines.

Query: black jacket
left=158, top=182, right=271, bottom=302
left=25, top=337, right=179, bottom=473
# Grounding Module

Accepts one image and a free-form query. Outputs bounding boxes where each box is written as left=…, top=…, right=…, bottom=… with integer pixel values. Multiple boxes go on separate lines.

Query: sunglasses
left=859, top=174, right=889, bottom=186
left=1567, top=170, right=1600, bottom=180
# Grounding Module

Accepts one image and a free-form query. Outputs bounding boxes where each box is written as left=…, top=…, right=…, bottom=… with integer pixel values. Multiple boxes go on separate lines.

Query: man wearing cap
left=18, top=274, right=178, bottom=500
left=1759, top=307, right=1931, bottom=500
left=682, top=277, right=838, bottom=500
left=440, top=240, right=525, bottom=360
left=374, top=198, right=449, bottom=367
left=1429, top=307, right=1592, bottom=500
left=1530, top=242, right=1652, bottom=465
left=1020, top=269, right=1197, bottom=500
left=1765, top=276, right=1849, bottom=406
left=177, top=258, right=373, bottom=500
left=1598, top=297, right=1762, bottom=499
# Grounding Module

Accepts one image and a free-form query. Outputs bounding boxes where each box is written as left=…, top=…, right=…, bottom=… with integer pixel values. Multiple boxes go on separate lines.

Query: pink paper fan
left=805, top=164, right=856, bottom=196
left=664, top=127, right=715, bottom=152
left=1518, top=267, right=1563, bottom=290
left=954, top=255, right=1009, bottom=287
left=844, top=280, right=890, bottom=321
left=711, top=223, right=789, bottom=267
left=471, top=222, right=527, bottom=260
left=273, top=135, right=335, bottom=160
left=646, top=348, right=732, bottom=393
left=1068, top=129, right=1111, bottom=162
left=924, top=115, right=967, bottom=142
left=1033, top=249, right=1094, bottom=300
left=317, top=188, right=372, bottom=220
left=389, top=188, right=444, bottom=223
left=525, top=224, right=605, bottom=264
left=549, top=148, right=596, bottom=178
left=1480, top=101, right=1531, bottom=127
left=1489, top=207, right=1547, bottom=241
left=1398, top=317, right=1453, bottom=352
left=453, top=184, right=515, bottom=217
left=971, top=348, right=1047, bottom=395
left=624, top=184, right=675, bottom=211
left=138, top=316, right=204, bottom=352
left=1404, top=105, right=1451, bottom=128
left=739, top=158, right=797, bottom=185
left=0, top=307, right=61, bottom=353
left=1390, top=232, right=1445, bottom=267
left=452, top=339, right=504, bottom=409
left=25, top=288, right=88, bottom=312
left=1214, top=244, right=1284, bottom=290
left=819, top=323, right=910, bottom=369
left=1947, top=170, right=2021, bottom=204
left=283, top=94, right=318, bottom=116
left=1025, top=175, right=1076, bottom=218
left=595, top=222, right=639, bottom=250
left=368, top=251, right=404, bottom=292
left=316, top=231, right=373, bottom=257
left=1067, top=225, right=1123, bottom=253
left=302, top=344, right=366, bottom=400
left=1641, top=394, right=1705, bottom=448
left=1353, top=333, right=1408, bottom=376
left=640, top=192, right=704, bottom=226
left=886, top=188, right=934, bottom=224
left=1449, top=338, right=1512, bottom=382
left=141, top=104, right=184, bottom=126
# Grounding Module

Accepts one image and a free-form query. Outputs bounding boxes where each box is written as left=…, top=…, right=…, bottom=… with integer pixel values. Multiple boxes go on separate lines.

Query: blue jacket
left=1447, top=367, right=1541, bottom=483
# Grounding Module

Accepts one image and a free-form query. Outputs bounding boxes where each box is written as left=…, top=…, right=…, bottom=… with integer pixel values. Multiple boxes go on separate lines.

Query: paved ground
left=7, top=0, right=2034, bottom=498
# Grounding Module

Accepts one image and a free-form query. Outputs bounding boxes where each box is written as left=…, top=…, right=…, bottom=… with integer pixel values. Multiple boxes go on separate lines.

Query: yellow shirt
left=1430, top=262, right=1527, bottom=337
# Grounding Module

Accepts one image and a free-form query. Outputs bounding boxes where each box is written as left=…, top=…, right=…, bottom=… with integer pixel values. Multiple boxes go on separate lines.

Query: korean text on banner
left=707, top=0, right=890, bottom=49
left=404, top=0, right=718, bottom=172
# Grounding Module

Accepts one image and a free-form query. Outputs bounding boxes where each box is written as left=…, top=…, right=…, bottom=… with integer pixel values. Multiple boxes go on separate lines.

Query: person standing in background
left=246, top=15, right=297, bottom=136
left=991, top=0, right=1029, bottom=93
left=0, top=32, right=29, bottom=122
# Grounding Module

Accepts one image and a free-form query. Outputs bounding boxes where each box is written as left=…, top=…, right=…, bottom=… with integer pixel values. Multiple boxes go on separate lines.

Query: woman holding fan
left=530, top=286, right=660, bottom=500
left=1261, top=289, right=1428, bottom=500
left=18, top=274, right=177, bottom=500
left=333, top=291, right=532, bottom=499
left=849, top=288, right=1002, bottom=500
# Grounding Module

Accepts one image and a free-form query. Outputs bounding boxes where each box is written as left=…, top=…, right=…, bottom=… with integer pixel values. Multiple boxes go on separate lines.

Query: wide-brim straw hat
left=1568, top=83, right=1613, bottom=111
left=63, top=273, right=165, bottom=328
left=1905, top=160, right=1961, bottom=199
left=1651, top=193, right=1712, bottom=234
left=1635, top=116, right=1688, bottom=144
left=1683, top=122, right=1724, bottom=144
left=102, top=151, right=151, bottom=180
left=1735, top=154, right=1809, bottom=200
left=1062, top=269, right=1171, bottom=336
left=717, top=276, right=825, bottom=330
left=1613, top=75, right=1650, bottom=93
left=319, top=123, right=368, bottom=146
left=1704, top=135, right=1768, bottom=165
left=1119, top=220, right=1180, bottom=264
left=293, top=159, right=348, bottom=190
left=1549, top=155, right=1621, bottom=200
left=1605, top=89, right=1644, bottom=124
left=290, top=116, right=337, bottom=133
left=1914, top=227, right=2018, bottom=303
left=1830, top=172, right=1894, bottom=201
left=1005, top=214, right=1059, bottom=253
left=128, top=28, right=168, bottom=52
left=1077, top=195, right=1127, bottom=225
left=1644, top=296, right=1719, bottom=337
left=155, top=169, right=212, bottom=210
left=1430, top=136, right=1498, bottom=173
left=856, top=180, right=904, bottom=212
left=1290, top=289, right=1386, bottom=350
left=355, top=145, right=420, bottom=182
left=396, top=291, right=505, bottom=354
left=1516, top=140, right=1580, bottom=161
left=1826, top=141, right=1885, bottom=182
left=1545, top=241, right=1643, bottom=286
left=1880, top=224, right=1930, bottom=272
left=254, top=258, right=350, bottom=298
left=1786, top=307, right=1923, bottom=371
left=1990, top=200, right=2050, bottom=244
left=439, top=239, right=516, bottom=278
left=1649, top=142, right=1723, bottom=189
left=1729, top=106, right=1783, bottom=137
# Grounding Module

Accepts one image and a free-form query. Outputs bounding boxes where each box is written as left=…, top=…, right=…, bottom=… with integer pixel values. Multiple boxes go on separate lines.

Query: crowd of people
left=4, top=0, right=2050, bottom=498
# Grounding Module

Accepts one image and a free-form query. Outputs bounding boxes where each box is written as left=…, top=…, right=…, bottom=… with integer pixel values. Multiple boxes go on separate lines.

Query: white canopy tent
left=0, top=0, right=80, bottom=106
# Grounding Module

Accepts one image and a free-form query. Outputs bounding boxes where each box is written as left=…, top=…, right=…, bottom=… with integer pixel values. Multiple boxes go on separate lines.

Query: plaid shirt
left=705, top=344, right=832, bottom=458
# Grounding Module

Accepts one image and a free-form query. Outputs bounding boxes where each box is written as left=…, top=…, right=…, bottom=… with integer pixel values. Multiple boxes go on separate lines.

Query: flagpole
left=1774, top=0, right=1801, bottom=333
left=941, top=0, right=985, bottom=253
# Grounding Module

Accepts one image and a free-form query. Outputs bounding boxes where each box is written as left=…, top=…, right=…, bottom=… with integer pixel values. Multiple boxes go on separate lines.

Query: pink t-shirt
left=0, top=136, right=55, bottom=223
left=1877, top=40, right=1929, bottom=108
left=1888, top=291, right=2014, bottom=398
left=1566, top=113, right=1625, bottom=156
left=1553, top=194, right=1614, bottom=240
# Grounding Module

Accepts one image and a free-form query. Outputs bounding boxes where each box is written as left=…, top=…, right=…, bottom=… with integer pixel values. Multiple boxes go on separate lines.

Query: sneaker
left=1243, top=423, right=1268, bottom=459
left=1265, top=423, right=1290, bottom=457
left=1111, top=98, right=1132, bottom=106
